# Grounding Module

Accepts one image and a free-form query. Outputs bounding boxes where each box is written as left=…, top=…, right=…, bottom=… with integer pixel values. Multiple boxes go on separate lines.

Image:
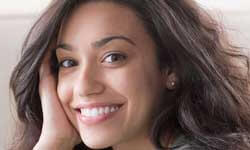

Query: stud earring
left=164, top=70, right=178, bottom=90
left=171, top=81, right=175, bottom=86
left=167, top=81, right=177, bottom=90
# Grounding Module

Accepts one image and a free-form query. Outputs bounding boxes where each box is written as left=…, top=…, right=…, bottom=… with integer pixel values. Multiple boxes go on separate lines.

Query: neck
left=111, top=130, right=175, bottom=150
left=112, top=133, right=155, bottom=150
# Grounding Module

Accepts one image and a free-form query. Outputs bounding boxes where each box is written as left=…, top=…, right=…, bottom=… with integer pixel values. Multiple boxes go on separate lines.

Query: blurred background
left=0, top=0, right=249, bottom=149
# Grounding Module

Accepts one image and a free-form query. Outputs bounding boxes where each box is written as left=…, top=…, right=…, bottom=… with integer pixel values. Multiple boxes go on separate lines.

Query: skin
left=36, top=1, right=176, bottom=150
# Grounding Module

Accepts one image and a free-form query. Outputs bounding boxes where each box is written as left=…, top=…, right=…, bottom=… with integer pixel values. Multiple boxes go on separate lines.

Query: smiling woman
left=9, top=0, right=250, bottom=150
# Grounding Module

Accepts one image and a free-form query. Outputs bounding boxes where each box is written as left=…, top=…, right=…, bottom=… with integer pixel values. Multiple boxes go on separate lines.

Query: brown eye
left=103, top=53, right=127, bottom=64
left=59, top=59, right=77, bottom=68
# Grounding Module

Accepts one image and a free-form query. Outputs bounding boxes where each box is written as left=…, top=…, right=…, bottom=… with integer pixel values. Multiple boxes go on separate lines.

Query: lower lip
left=77, top=104, right=124, bottom=125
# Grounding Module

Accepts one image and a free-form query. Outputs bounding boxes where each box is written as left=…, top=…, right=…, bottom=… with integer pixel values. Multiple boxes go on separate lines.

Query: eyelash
left=102, top=52, right=127, bottom=64
left=58, top=58, right=77, bottom=68
left=58, top=53, right=127, bottom=68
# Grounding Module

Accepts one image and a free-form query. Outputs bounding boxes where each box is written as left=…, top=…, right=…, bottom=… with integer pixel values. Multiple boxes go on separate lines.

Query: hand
left=34, top=52, right=81, bottom=150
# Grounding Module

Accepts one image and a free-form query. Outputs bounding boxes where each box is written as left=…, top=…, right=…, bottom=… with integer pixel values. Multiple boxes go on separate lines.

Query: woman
left=9, top=0, right=250, bottom=150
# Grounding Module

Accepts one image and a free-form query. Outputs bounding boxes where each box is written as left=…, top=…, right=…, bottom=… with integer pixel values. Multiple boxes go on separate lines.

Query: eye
left=58, top=59, right=77, bottom=68
left=102, top=53, right=127, bottom=64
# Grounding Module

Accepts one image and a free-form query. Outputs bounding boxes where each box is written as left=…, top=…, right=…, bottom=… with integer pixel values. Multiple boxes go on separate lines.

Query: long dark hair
left=9, top=0, right=250, bottom=150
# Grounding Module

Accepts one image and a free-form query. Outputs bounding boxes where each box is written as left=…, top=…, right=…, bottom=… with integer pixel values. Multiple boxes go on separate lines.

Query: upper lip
left=75, top=102, right=124, bottom=109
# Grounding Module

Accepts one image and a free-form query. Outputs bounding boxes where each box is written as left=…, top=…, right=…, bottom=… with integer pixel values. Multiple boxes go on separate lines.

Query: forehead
left=58, top=1, right=148, bottom=45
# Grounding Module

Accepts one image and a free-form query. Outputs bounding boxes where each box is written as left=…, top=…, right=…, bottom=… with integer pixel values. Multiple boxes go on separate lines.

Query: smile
left=76, top=104, right=124, bottom=125
left=81, top=105, right=120, bottom=117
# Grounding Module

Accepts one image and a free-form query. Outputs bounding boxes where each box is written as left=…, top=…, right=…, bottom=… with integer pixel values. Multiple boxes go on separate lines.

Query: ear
left=163, top=69, right=178, bottom=90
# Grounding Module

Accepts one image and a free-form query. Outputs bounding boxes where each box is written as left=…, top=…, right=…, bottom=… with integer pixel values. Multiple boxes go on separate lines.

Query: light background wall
left=0, top=1, right=52, bottom=149
left=0, top=0, right=249, bottom=149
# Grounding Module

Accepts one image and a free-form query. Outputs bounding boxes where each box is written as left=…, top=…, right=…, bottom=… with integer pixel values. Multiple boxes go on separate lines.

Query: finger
left=39, top=51, right=52, bottom=81
left=39, top=39, right=56, bottom=80
left=38, top=51, right=64, bottom=123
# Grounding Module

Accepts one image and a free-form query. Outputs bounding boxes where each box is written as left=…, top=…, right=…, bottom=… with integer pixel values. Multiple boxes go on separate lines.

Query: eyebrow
left=55, top=35, right=136, bottom=51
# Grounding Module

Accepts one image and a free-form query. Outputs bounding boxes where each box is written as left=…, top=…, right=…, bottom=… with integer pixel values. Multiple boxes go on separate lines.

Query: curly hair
left=9, top=0, right=250, bottom=150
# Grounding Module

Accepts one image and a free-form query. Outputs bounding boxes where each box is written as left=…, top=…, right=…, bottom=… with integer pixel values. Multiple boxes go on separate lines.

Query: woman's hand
left=34, top=52, right=81, bottom=150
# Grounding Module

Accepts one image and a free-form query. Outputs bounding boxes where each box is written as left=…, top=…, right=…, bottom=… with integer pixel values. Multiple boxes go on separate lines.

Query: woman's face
left=56, top=1, right=166, bottom=149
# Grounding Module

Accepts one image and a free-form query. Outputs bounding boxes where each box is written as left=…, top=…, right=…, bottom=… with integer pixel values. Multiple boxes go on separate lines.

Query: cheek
left=57, top=74, right=74, bottom=104
left=109, top=68, right=162, bottom=138
left=107, top=64, right=162, bottom=116
left=118, top=64, right=161, bottom=101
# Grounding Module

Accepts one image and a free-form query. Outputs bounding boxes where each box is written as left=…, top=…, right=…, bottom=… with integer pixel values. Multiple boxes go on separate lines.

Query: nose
left=74, top=65, right=105, bottom=97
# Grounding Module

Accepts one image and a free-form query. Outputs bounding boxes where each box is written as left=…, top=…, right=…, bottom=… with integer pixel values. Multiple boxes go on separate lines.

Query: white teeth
left=104, top=106, right=110, bottom=114
left=99, top=107, right=104, bottom=115
left=80, top=105, right=120, bottom=117
left=91, top=108, right=98, bottom=116
left=110, top=107, right=115, bottom=112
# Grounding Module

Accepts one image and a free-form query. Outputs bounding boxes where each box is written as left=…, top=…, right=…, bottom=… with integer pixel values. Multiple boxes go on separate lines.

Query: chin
left=85, top=144, right=109, bottom=149
left=81, top=135, right=115, bottom=149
